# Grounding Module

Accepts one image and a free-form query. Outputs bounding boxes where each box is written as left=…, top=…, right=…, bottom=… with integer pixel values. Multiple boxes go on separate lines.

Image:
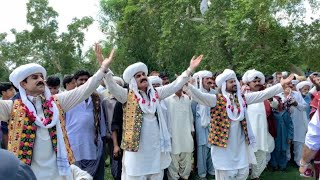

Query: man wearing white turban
left=184, top=69, right=294, bottom=180
left=103, top=55, right=203, bottom=180
left=242, top=69, right=273, bottom=179
left=278, top=80, right=308, bottom=166
left=296, top=81, right=313, bottom=120
left=191, top=70, right=215, bottom=179
left=0, top=50, right=115, bottom=180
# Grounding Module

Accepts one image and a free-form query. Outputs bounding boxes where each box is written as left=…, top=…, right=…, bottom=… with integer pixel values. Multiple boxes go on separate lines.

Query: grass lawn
left=104, top=163, right=308, bottom=180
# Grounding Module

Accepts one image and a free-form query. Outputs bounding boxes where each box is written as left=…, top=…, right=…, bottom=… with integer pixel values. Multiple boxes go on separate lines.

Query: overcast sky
left=0, top=0, right=105, bottom=51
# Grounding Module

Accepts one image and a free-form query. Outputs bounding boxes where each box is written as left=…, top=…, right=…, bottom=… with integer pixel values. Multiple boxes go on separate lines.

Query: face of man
left=48, top=86, right=60, bottom=95
left=300, top=85, right=310, bottom=96
left=226, top=78, right=237, bottom=93
left=20, top=73, right=45, bottom=96
left=2, top=87, right=16, bottom=100
left=161, top=77, right=170, bottom=85
left=134, top=71, right=148, bottom=91
left=66, top=79, right=76, bottom=91
left=76, top=75, right=89, bottom=87
left=175, top=89, right=183, bottom=97
left=248, top=77, right=262, bottom=92
left=202, top=77, right=213, bottom=91
left=276, top=73, right=282, bottom=82
left=152, top=83, right=161, bottom=88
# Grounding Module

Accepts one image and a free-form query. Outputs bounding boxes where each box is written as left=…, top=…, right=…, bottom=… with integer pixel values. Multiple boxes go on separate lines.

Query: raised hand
left=94, top=43, right=104, bottom=65
left=280, top=74, right=294, bottom=89
left=100, top=49, right=115, bottom=71
left=189, top=55, right=203, bottom=71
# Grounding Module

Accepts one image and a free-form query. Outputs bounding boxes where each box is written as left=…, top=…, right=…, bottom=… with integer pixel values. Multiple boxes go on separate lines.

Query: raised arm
left=156, top=55, right=203, bottom=100
left=295, top=92, right=308, bottom=111
left=245, top=74, right=294, bottom=105
left=56, top=47, right=115, bottom=111
left=0, top=100, right=13, bottom=122
left=103, top=72, right=128, bottom=103
left=245, top=84, right=283, bottom=105
left=185, top=84, right=216, bottom=107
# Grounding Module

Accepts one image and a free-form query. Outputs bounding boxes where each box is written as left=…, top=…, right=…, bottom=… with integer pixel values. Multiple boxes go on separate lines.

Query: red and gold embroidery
left=208, top=94, right=249, bottom=148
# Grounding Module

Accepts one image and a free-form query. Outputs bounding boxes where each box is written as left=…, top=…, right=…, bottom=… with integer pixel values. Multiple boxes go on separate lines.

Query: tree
left=99, top=0, right=320, bottom=76
left=0, top=0, right=94, bottom=81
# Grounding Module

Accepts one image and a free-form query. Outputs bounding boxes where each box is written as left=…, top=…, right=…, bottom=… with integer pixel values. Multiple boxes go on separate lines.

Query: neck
left=139, top=87, right=148, bottom=93
left=26, top=91, right=42, bottom=97
left=2, top=96, right=10, bottom=100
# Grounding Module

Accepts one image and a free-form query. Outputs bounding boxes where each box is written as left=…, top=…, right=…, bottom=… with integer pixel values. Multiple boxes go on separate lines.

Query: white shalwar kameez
left=104, top=70, right=190, bottom=180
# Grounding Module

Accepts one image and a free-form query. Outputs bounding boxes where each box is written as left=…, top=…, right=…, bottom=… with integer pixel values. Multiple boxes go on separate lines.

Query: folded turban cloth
left=215, top=69, right=237, bottom=88
left=296, top=81, right=313, bottom=91
left=123, top=62, right=148, bottom=83
left=148, top=76, right=163, bottom=86
left=9, top=63, right=46, bottom=89
left=192, top=70, right=212, bottom=90
left=292, top=80, right=300, bottom=86
left=242, top=69, right=265, bottom=85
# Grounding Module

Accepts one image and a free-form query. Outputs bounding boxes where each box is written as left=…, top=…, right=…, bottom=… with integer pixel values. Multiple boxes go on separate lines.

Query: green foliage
left=0, top=0, right=94, bottom=81
left=99, top=0, right=320, bottom=76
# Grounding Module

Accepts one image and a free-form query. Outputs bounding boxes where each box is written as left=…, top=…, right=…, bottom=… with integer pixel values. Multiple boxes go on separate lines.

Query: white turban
left=215, top=69, right=237, bottom=88
left=9, top=63, right=71, bottom=176
left=113, top=76, right=124, bottom=87
left=292, top=80, right=299, bottom=86
left=123, top=62, right=171, bottom=153
left=148, top=76, right=163, bottom=86
left=192, top=70, right=213, bottom=127
left=193, top=70, right=212, bottom=90
left=282, top=71, right=288, bottom=77
left=123, top=62, right=148, bottom=83
left=296, top=81, right=313, bottom=90
left=242, top=69, right=265, bottom=85
left=9, top=63, right=47, bottom=88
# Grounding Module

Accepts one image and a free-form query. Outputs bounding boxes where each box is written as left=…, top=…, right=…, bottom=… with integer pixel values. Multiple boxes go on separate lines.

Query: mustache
left=140, top=78, right=147, bottom=83
left=36, top=81, right=45, bottom=86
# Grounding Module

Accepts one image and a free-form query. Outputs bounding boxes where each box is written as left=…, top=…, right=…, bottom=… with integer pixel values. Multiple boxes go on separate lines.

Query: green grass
left=104, top=159, right=308, bottom=180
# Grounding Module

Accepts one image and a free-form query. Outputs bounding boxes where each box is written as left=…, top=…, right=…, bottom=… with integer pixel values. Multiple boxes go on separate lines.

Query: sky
left=0, top=0, right=105, bottom=51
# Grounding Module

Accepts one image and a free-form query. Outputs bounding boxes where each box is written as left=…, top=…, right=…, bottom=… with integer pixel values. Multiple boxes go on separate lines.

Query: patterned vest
left=7, top=96, right=75, bottom=165
left=120, top=90, right=144, bottom=152
left=208, top=94, right=249, bottom=148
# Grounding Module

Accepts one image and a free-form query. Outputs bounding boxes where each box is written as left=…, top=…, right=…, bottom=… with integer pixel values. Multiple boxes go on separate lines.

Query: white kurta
left=246, top=102, right=269, bottom=152
left=104, top=70, right=190, bottom=176
left=166, top=94, right=194, bottom=154
left=0, top=70, right=106, bottom=180
left=186, top=84, right=284, bottom=170
left=279, top=91, right=308, bottom=143
left=305, top=110, right=320, bottom=151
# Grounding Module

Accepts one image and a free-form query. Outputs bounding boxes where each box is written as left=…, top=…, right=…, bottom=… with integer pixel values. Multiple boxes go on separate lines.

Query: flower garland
left=134, top=91, right=159, bottom=106
left=17, top=97, right=57, bottom=165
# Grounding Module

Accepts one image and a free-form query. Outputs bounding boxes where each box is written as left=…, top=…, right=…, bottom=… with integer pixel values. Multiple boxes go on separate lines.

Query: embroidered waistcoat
left=120, top=90, right=144, bottom=152
left=7, top=96, right=75, bottom=165
left=208, top=94, right=250, bottom=148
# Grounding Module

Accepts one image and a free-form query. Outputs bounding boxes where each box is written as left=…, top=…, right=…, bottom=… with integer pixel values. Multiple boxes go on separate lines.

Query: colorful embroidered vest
left=7, top=96, right=75, bottom=165
left=120, top=90, right=144, bottom=152
left=208, top=94, right=250, bottom=148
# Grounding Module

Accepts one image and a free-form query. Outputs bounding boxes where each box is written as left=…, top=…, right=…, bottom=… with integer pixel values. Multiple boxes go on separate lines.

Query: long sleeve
left=245, top=83, right=283, bottom=105
left=103, top=73, right=128, bottom=104
left=56, top=70, right=106, bottom=112
left=305, top=111, right=320, bottom=151
left=189, top=100, right=195, bottom=132
left=185, top=84, right=216, bottom=107
left=295, top=92, right=308, bottom=111
left=156, top=71, right=190, bottom=100
left=0, top=100, right=13, bottom=122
